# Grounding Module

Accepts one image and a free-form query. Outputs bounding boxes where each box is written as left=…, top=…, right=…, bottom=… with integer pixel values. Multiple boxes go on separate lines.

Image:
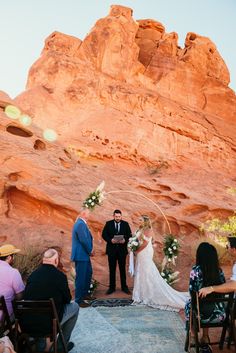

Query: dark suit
left=102, top=219, right=131, bottom=290
left=71, top=218, right=93, bottom=303
left=23, top=264, right=79, bottom=345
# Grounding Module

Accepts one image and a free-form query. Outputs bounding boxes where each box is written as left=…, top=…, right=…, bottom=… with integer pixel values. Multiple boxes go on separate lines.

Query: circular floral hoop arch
left=105, top=190, right=171, bottom=234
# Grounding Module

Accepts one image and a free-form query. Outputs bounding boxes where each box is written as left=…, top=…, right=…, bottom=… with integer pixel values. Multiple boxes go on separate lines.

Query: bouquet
left=127, top=235, right=141, bottom=252
left=128, top=234, right=142, bottom=277
left=83, top=181, right=105, bottom=210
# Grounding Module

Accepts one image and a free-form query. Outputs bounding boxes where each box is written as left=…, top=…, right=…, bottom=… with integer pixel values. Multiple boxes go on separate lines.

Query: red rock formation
left=1, top=5, right=236, bottom=292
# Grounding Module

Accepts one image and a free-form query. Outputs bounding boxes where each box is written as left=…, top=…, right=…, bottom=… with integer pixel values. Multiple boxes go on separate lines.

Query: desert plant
left=201, top=212, right=236, bottom=238
left=146, top=159, right=169, bottom=175
left=13, top=245, right=43, bottom=282
left=13, top=244, right=68, bottom=284
left=227, top=187, right=236, bottom=196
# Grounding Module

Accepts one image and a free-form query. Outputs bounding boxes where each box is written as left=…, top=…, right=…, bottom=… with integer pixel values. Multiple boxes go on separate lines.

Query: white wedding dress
left=132, top=235, right=189, bottom=311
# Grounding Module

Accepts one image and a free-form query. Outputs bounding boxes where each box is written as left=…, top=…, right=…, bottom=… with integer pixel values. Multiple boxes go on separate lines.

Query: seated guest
left=199, top=237, right=236, bottom=297
left=23, top=248, right=79, bottom=351
left=0, top=244, right=25, bottom=321
left=185, top=242, right=225, bottom=344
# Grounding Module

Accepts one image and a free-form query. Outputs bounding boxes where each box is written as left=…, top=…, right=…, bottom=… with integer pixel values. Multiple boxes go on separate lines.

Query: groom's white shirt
left=114, top=221, right=120, bottom=233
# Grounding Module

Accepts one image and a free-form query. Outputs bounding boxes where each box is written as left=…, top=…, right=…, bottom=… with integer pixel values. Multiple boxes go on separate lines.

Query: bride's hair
left=140, top=215, right=152, bottom=230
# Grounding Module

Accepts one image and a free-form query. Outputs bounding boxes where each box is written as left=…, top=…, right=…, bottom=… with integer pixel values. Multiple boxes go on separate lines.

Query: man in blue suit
left=71, top=209, right=93, bottom=307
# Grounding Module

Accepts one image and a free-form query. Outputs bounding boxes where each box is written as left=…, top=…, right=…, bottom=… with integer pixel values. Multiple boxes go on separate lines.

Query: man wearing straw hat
left=0, top=244, right=25, bottom=320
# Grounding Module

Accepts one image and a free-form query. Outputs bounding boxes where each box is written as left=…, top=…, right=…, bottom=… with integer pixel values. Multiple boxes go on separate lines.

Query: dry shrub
left=13, top=245, right=43, bottom=282
left=13, top=244, right=65, bottom=282
left=146, top=160, right=169, bottom=175
left=190, top=236, right=230, bottom=266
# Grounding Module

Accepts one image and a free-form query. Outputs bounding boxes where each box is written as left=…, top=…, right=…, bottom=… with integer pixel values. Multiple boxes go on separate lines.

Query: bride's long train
left=131, top=238, right=189, bottom=311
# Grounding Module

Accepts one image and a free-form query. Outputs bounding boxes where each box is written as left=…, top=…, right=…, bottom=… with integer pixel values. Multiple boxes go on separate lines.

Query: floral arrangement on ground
left=70, top=267, right=99, bottom=298
left=160, top=234, right=181, bottom=286
left=160, top=267, right=180, bottom=286
left=88, top=278, right=99, bottom=297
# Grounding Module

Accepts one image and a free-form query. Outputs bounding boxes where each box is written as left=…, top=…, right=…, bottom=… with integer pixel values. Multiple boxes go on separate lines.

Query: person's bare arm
left=135, top=238, right=149, bottom=253
left=199, top=280, right=236, bottom=298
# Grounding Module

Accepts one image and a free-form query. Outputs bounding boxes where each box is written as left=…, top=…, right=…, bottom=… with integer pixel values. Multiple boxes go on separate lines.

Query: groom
left=102, top=209, right=132, bottom=295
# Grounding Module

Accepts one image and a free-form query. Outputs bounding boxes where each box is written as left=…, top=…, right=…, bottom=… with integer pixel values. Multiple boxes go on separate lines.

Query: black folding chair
left=13, top=298, right=68, bottom=353
left=226, top=296, right=236, bottom=350
left=0, top=296, right=13, bottom=339
left=185, top=291, right=234, bottom=353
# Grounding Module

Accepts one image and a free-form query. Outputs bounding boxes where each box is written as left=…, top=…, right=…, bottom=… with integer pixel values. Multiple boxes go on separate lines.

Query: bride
left=131, top=215, right=189, bottom=311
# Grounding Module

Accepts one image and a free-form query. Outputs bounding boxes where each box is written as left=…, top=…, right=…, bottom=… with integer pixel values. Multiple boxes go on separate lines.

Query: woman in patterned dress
left=185, top=242, right=226, bottom=344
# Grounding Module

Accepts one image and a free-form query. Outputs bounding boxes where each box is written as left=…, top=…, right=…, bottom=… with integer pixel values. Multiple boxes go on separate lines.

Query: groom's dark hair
left=113, top=209, right=122, bottom=215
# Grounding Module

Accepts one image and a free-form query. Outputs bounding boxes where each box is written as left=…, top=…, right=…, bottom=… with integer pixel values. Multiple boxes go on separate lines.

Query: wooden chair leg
left=59, top=332, right=68, bottom=353
left=53, top=320, right=57, bottom=353
left=227, top=316, right=236, bottom=350
left=227, top=324, right=232, bottom=349
left=184, top=328, right=190, bottom=352
left=193, top=318, right=200, bottom=353
left=232, top=321, right=236, bottom=352
left=219, top=324, right=227, bottom=349
left=14, top=320, right=19, bottom=353
left=57, top=323, right=68, bottom=353
left=17, top=334, right=33, bottom=353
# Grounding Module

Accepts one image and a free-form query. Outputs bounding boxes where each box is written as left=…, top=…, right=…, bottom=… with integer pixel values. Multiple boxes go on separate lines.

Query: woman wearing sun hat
left=0, top=244, right=25, bottom=321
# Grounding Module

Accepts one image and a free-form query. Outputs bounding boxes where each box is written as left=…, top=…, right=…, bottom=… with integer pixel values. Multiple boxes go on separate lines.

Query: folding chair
left=184, top=291, right=234, bottom=353
left=226, top=296, right=236, bottom=350
left=0, top=296, right=13, bottom=339
left=13, top=298, right=68, bottom=353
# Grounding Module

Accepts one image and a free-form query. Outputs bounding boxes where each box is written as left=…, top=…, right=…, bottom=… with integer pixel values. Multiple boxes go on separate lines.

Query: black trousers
left=108, top=250, right=127, bottom=290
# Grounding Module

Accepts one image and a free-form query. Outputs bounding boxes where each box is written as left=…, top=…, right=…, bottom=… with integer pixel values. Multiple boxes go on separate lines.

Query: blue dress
left=185, top=265, right=226, bottom=324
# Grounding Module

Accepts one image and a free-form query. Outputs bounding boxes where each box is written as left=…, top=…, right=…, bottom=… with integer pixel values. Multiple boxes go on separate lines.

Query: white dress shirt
left=230, top=263, right=236, bottom=281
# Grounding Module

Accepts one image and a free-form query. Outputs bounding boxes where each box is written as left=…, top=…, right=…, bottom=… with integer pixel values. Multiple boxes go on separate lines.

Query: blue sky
left=0, top=0, right=235, bottom=98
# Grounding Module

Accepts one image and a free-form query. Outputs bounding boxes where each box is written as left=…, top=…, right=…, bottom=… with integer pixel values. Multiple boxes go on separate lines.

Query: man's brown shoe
left=83, top=295, right=92, bottom=300
left=79, top=301, right=91, bottom=308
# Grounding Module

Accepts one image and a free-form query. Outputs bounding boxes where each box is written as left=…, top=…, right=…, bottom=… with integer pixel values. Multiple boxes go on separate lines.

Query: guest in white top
left=230, top=238, right=236, bottom=280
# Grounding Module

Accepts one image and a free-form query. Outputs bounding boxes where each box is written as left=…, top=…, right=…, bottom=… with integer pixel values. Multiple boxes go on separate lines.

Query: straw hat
left=0, top=244, right=21, bottom=257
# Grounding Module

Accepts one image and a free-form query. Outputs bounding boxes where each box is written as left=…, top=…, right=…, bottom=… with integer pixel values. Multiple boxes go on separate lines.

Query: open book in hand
left=113, top=235, right=124, bottom=242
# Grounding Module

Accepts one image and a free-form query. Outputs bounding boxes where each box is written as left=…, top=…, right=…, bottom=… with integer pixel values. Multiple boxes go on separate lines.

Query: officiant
left=102, top=209, right=132, bottom=295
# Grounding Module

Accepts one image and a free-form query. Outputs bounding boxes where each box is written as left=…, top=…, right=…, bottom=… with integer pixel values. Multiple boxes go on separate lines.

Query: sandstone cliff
left=1, top=5, right=236, bottom=290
